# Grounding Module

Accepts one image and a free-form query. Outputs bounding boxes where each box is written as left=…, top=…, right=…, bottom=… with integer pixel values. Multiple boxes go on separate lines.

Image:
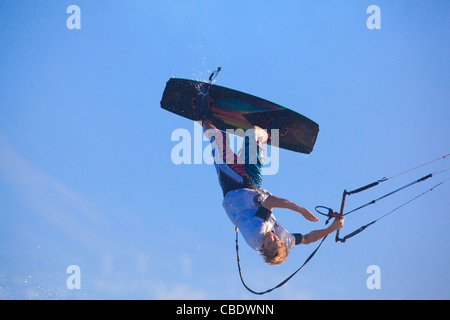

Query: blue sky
left=0, top=1, right=449, bottom=299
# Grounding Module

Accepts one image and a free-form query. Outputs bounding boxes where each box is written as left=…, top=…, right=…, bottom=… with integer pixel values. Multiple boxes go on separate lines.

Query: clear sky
left=0, top=0, right=449, bottom=300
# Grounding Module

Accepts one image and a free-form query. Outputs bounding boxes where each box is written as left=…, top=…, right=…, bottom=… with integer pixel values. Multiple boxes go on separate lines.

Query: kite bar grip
left=348, top=178, right=386, bottom=195
left=335, top=189, right=348, bottom=243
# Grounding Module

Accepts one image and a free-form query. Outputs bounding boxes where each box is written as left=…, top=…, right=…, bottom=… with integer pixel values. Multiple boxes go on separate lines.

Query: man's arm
left=301, top=217, right=344, bottom=244
left=261, top=195, right=319, bottom=222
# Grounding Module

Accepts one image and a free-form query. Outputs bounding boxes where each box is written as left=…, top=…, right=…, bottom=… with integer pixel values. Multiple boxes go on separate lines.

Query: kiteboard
left=160, top=77, right=319, bottom=154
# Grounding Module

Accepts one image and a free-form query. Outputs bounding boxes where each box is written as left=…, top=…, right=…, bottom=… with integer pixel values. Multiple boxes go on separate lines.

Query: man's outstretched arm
left=262, top=195, right=319, bottom=222
left=301, top=217, right=344, bottom=244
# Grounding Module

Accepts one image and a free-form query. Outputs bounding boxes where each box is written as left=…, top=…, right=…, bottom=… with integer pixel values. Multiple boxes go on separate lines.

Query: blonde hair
left=262, top=242, right=289, bottom=265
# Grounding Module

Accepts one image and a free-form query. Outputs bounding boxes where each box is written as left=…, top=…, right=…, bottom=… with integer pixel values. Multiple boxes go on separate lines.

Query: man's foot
left=266, top=113, right=289, bottom=143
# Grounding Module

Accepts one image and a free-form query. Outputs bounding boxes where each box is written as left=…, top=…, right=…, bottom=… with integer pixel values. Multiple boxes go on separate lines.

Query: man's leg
left=202, top=119, right=245, bottom=166
left=240, top=126, right=268, bottom=188
left=201, top=120, right=250, bottom=194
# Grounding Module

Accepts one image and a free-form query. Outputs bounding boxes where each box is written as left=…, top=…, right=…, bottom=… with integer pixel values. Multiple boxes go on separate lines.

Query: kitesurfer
left=199, top=116, right=344, bottom=265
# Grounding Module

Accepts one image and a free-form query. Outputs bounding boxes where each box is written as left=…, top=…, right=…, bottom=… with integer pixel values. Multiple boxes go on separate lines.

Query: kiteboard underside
left=160, top=78, right=319, bottom=154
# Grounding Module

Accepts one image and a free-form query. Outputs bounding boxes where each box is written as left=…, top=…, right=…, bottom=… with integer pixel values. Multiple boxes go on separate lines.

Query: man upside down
left=199, top=112, right=344, bottom=265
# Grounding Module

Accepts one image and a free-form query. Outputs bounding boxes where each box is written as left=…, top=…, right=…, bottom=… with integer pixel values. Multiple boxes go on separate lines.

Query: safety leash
left=235, top=228, right=327, bottom=295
